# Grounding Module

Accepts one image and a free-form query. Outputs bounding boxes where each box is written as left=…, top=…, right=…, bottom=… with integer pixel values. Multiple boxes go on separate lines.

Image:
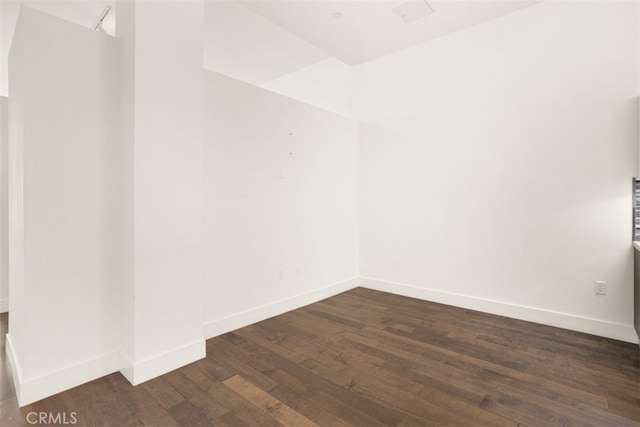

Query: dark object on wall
left=634, top=178, right=640, bottom=341
left=634, top=178, right=640, bottom=241
left=634, top=248, right=640, bottom=341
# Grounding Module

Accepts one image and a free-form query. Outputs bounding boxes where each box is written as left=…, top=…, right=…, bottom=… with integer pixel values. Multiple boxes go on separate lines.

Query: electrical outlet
left=594, top=281, right=607, bottom=295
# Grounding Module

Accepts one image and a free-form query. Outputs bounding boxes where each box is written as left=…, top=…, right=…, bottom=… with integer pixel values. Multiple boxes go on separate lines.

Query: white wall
left=0, top=96, right=7, bottom=313
left=203, top=71, right=359, bottom=337
left=117, top=0, right=205, bottom=385
left=7, top=7, right=121, bottom=405
left=358, top=0, right=639, bottom=343
left=262, top=58, right=356, bottom=120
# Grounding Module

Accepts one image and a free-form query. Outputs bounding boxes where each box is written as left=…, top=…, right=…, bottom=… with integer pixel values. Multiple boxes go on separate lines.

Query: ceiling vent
left=393, top=0, right=435, bottom=24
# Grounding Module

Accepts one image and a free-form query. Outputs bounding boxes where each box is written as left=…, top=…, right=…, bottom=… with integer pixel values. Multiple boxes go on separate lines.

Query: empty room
left=0, top=0, right=638, bottom=425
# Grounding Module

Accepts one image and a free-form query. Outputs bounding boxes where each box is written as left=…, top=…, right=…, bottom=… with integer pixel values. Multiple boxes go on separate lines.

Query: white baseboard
left=5, top=334, right=23, bottom=403
left=0, top=297, right=8, bottom=313
left=203, top=277, right=359, bottom=339
left=118, top=351, right=134, bottom=384
left=119, top=339, right=205, bottom=386
left=6, top=334, right=119, bottom=407
left=360, top=277, right=639, bottom=344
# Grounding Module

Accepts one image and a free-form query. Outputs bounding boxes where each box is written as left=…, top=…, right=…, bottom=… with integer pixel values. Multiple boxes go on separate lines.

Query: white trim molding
left=204, top=277, right=359, bottom=339
left=119, top=339, right=205, bottom=386
left=6, top=334, right=119, bottom=407
left=359, top=277, right=639, bottom=344
left=0, top=298, right=8, bottom=313
left=5, top=334, right=23, bottom=403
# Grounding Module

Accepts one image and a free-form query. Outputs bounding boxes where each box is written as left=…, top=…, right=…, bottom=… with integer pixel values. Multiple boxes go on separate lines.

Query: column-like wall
left=7, top=2, right=208, bottom=405
left=117, top=0, right=205, bottom=385
left=7, top=7, right=121, bottom=405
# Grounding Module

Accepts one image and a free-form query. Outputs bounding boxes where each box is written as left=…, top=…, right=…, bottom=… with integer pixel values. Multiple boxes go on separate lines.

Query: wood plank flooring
left=1, top=287, right=638, bottom=426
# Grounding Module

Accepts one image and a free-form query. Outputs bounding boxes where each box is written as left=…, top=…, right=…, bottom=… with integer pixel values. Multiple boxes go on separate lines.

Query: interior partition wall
left=8, top=2, right=209, bottom=406
left=7, top=7, right=121, bottom=406
left=202, top=71, right=359, bottom=338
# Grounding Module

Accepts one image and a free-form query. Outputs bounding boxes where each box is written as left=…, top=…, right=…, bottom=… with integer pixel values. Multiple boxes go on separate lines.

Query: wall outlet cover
left=594, top=281, right=607, bottom=295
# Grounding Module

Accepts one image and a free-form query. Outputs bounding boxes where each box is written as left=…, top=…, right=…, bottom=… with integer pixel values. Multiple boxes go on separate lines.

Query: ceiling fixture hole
left=393, top=0, right=435, bottom=24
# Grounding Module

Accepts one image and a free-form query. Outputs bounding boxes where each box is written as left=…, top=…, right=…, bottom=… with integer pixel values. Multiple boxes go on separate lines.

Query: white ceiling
left=204, top=1, right=329, bottom=86
left=239, top=0, right=541, bottom=66
left=0, top=0, right=542, bottom=96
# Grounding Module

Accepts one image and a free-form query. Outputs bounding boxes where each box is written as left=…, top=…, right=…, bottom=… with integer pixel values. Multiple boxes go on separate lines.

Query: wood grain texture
left=1, top=288, right=638, bottom=426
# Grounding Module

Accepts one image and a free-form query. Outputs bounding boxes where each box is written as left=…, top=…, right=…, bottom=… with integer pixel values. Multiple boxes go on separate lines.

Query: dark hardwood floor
left=1, top=287, right=639, bottom=426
